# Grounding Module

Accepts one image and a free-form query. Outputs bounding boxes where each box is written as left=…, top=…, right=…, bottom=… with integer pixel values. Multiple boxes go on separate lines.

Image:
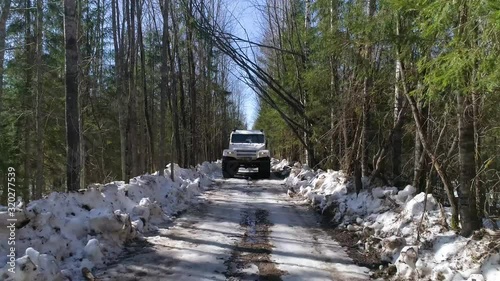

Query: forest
left=0, top=0, right=245, bottom=199
left=0, top=0, right=499, bottom=237
left=250, top=0, right=500, bottom=237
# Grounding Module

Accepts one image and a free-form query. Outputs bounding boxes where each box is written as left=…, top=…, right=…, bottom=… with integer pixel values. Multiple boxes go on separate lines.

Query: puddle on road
left=224, top=208, right=285, bottom=281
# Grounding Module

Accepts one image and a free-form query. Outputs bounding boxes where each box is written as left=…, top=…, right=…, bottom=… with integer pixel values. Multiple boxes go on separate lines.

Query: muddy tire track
left=224, top=208, right=284, bottom=281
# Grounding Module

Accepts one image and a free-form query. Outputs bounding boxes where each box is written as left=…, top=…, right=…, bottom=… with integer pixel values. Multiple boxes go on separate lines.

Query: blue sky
left=225, top=0, right=264, bottom=129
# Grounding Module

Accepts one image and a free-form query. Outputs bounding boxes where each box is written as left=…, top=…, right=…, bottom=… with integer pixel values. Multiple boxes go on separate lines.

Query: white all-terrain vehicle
left=222, top=130, right=271, bottom=178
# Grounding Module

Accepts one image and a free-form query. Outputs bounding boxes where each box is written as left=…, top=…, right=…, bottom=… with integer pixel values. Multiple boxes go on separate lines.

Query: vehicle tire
left=258, top=160, right=271, bottom=179
left=222, top=169, right=232, bottom=179
left=222, top=160, right=237, bottom=178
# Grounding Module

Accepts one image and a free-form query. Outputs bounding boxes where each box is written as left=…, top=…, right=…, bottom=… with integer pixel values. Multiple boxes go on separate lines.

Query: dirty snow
left=285, top=164, right=500, bottom=281
left=0, top=162, right=221, bottom=281
left=2, top=158, right=499, bottom=281
left=96, top=177, right=369, bottom=281
left=271, top=158, right=292, bottom=177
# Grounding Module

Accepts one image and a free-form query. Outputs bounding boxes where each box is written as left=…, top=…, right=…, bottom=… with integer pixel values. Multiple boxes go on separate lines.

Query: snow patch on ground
left=0, top=162, right=221, bottom=281
left=285, top=164, right=500, bottom=281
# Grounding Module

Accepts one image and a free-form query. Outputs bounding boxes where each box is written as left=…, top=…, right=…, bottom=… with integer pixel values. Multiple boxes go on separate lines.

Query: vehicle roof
left=231, top=130, right=264, bottom=135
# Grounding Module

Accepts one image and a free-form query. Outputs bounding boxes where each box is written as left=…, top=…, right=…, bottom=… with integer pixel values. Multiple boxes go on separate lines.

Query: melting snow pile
left=197, top=160, right=223, bottom=181
left=271, top=158, right=292, bottom=177
left=0, top=162, right=221, bottom=281
left=285, top=164, right=500, bottom=281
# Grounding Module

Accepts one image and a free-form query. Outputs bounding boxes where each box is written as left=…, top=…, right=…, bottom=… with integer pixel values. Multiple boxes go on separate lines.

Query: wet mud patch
left=327, top=229, right=382, bottom=269
left=224, top=209, right=285, bottom=281
left=94, top=238, right=165, bottom=280
left=107, top=237, right=156, bottom=264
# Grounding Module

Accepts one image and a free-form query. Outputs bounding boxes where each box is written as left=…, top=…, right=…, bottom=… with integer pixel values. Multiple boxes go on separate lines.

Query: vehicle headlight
left=223, top=149, right=236, bottom=157
left=257, top=150, right=270, bottom=158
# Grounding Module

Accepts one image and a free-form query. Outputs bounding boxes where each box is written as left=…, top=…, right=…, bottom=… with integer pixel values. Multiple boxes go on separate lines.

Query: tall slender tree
left=23, top=0, right=34, bottom=200
left=34, top=0, right=44, bottom=198
left=64, top=0, right=80, bottom=191
left=187, top=0, right=198, bottom=167
left=0, top=0, right=11, bottom=117
left=456, top=0, right=481, bottom=236
left=158, top=0, right=169, bottom=176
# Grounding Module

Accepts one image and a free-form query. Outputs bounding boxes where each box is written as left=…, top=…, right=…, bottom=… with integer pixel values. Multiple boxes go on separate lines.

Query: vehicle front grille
left=235, top=150, right=257, bottom=158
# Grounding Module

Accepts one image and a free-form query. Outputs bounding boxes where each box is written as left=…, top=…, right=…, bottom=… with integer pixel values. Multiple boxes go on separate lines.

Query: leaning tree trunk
left=413, top=125, right=424, bottom=188
left=64, top=0, right=81, bottom=192
left=407, top=93, right=459, bottom=229
left=398, top=48, right=459, bottom=229
left=413, top=102, right=429, bottom=192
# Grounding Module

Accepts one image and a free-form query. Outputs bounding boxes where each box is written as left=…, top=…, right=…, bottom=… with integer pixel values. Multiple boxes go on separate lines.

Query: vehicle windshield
left=231, top=134, right=265, bottom=144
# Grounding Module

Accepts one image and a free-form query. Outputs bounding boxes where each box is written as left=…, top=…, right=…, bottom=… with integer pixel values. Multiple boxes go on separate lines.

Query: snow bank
left=197, top=161, right=223, bottom=183
left=0, top=162, right=221, bottom=281
left=285, top=166, right=500, bottom=281
left=271, top=158, right=292, bottom=177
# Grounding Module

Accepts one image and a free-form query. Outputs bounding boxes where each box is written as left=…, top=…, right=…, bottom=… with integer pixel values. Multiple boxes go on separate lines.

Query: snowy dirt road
left=96, top=177, right=370, bottom=281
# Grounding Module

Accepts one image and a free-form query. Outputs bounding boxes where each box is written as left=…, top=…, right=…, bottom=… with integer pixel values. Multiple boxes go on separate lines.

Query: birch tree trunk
left=329, top=0, right=340, bottom=169
left=303, top=0, right=315, bottom=167
left=392, top=17, right=403, bottom=184
left=361, top=0, right=376, bottom=176
left=412, top=100, right=429, bottom=192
